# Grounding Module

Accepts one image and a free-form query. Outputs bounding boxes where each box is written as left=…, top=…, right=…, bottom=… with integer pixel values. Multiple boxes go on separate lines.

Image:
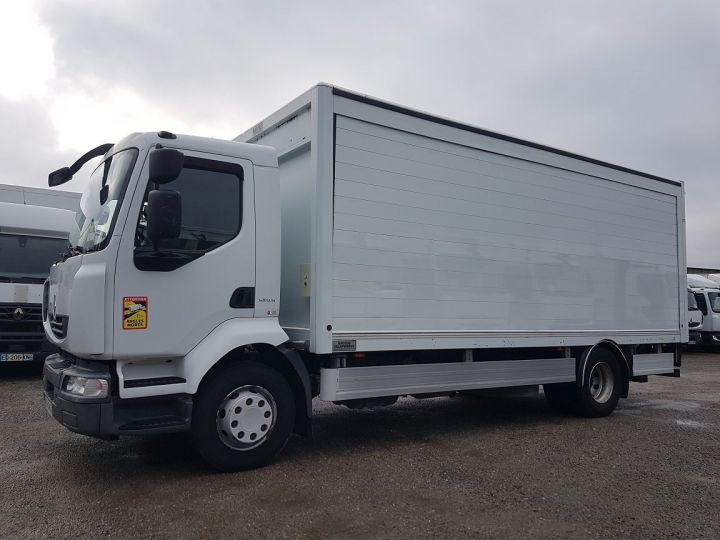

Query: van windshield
left=709, top=292, right=720, bottom=313
left=688, top=291, right=699, bottom=310
left=0, top=234, right=68, bottom=283
left=72, top=148, right=138, bottom=253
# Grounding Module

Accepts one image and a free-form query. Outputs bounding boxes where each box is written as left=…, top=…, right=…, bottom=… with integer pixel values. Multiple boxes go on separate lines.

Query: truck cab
left=0, top=202, right=75, bottom=364
left=42, top=132, right=294, bottom=469
left=687, top=274, right=720, bottom=349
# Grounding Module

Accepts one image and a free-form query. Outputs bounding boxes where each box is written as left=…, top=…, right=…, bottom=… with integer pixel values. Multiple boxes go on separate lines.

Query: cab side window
left=136, top=157, right=243, bottom=251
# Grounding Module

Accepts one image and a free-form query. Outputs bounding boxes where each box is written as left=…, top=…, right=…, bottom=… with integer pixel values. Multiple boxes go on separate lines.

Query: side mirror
left=149, top=148, right=184, bottom=185
left=146, top=189, right=181, bottom=250
left=49, top=167, right=72, bottom=187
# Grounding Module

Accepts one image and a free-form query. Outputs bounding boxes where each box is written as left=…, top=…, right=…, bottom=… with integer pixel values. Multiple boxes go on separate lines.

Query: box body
left=237, top=85, right=686, bottom=354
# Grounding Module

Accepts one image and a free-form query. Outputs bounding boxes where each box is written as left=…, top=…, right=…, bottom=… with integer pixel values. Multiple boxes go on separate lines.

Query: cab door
left=112, top=150, right=255, bottom=359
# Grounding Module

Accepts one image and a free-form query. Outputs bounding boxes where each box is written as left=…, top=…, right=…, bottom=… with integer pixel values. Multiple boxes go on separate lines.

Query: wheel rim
left=588, top=361, right=614, bottom=403
left=216, top=385, right=277, bottom=451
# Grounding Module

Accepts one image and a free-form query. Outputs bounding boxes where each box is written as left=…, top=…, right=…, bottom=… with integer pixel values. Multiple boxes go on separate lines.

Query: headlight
left=63, top=376, right=109, bottom=398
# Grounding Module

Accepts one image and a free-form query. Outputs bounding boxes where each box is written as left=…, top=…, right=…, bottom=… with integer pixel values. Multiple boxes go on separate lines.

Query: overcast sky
left=1, top=0, right=718, bottom=266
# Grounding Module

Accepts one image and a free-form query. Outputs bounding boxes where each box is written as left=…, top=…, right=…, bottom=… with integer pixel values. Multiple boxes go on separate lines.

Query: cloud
left=0, top=1, right=54, bottom=100
left=0, top=96, right=85, bottom=189
left=11, top=0, right=720, bottom=266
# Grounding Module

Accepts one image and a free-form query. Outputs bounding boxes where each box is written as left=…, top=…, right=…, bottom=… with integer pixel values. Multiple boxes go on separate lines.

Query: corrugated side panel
left=332, top=115, right=679, bottom=334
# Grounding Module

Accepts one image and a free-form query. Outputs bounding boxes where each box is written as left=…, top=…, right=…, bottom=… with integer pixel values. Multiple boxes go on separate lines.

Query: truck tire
left=192, top=361, right=296, bottom=472
left=576, top=349, right=622, bottom=418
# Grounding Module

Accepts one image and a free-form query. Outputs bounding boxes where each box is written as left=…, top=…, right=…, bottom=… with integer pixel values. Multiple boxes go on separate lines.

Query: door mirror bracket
left=146, top=189, right=182, bottom=251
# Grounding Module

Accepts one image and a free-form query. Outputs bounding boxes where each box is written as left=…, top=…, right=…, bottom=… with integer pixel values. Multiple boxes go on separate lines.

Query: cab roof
left=0, top=202, right=76, bottom=238
left=110, top=132, right=278, bottom=168
left=688, top=274, right=720, bottom=290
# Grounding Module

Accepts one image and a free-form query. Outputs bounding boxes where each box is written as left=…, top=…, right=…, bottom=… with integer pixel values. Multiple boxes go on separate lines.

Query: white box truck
left=0, top=185, right=78, bottom=365
left=41, top=85, right=686, bottom=471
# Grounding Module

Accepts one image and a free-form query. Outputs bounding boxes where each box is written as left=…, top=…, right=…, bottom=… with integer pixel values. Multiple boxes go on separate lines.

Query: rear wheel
left=544, top=348, right=623, bottom=417
left=577, top=349, right=622, bottom=417
left=192, top=361, right=295, bottom=472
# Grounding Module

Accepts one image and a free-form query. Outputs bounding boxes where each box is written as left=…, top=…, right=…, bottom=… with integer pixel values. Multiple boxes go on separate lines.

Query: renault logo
left=12, top=307, right=25, bottom=321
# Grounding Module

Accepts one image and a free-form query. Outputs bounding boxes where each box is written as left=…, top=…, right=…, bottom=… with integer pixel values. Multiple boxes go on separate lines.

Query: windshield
left=688, top=290, right=699, bottom=310
left=709, top=292, right=720, bottom=313
left=72, top=148, right=139, bottom=252
left=0, top=234, right=68, bottom=283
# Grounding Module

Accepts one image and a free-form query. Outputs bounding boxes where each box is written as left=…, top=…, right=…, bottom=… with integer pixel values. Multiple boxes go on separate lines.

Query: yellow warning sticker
left=123, top=296, right=148, bottom=330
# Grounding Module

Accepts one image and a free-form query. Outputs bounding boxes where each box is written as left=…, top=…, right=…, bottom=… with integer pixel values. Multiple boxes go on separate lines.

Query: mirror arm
left=48, top=143, right=113, bottom=186
left=69, top=143, right=113, bottom=176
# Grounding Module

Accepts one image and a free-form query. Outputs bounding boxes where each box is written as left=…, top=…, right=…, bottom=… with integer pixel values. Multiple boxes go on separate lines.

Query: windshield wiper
left=15, top=276, right=45, bottom=282
left=59, top=243, right=84, bottom=262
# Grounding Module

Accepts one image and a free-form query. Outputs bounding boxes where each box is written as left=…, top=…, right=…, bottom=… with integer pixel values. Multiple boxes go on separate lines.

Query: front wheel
left=192, top=361, right=295, bottom=472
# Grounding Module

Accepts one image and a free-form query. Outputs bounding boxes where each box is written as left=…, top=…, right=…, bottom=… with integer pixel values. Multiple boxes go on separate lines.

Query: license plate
left=0, top=353, right=34, bottom=362
left=45, top=394, right=53, bottom=416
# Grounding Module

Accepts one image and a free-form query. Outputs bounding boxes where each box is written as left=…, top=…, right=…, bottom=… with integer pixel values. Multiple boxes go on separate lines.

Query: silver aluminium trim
left=332, top=329, right=679, bottom=340
left=320, top=357, right=576, bottom=401
left=632, top=353, right=675, bottom=376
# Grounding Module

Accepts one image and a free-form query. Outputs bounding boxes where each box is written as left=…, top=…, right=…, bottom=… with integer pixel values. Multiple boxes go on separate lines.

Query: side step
left=118, top=416, right=189, bottom=433
left=319, top=358, right=576, bottom=401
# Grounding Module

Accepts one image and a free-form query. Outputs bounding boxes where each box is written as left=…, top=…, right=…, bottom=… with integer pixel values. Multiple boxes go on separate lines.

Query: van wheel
left=192, top=361, right=295, bottom=472
left=577, top=349, right=622, bottom=417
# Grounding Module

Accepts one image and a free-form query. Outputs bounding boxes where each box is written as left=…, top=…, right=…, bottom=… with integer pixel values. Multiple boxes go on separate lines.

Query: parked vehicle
left=42, top=85, right=686, bottom=470
left=688, top=274, right=720, bottom=349
left=0, top=202, right=76, bottom=364
left=0, top=183, right=80, bottom=212
left=687, top=288, right=703, bottom=345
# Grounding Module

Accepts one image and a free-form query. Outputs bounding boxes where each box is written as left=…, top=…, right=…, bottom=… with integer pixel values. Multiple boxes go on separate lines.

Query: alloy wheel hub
left=589, top=361, right=614, bottom=404
left=216, top=386, right=276, bottom=450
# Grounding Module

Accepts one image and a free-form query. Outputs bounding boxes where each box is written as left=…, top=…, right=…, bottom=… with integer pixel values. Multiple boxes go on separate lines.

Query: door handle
left=229, top=287, right=255, bottom=309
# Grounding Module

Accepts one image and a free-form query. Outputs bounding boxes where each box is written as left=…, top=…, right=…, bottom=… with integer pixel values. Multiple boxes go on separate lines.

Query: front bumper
left=43, top=353, right=192, bottom=438
left=695, top=332, right=720, bottom=349
left=1, top=337, right=58, bottom=363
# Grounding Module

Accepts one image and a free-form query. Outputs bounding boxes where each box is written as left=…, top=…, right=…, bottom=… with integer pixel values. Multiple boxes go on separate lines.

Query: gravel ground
left=1, top=353, right=719, bottom=539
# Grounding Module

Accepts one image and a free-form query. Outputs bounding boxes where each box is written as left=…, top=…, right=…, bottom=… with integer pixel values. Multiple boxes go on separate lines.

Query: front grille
left=0, top=304, right=44, bottom=350
left=42, top=281, right=49, bottom=321
left=0, top=303, right=43, bottom=322
left=49, top=315, right=68, bottom=339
